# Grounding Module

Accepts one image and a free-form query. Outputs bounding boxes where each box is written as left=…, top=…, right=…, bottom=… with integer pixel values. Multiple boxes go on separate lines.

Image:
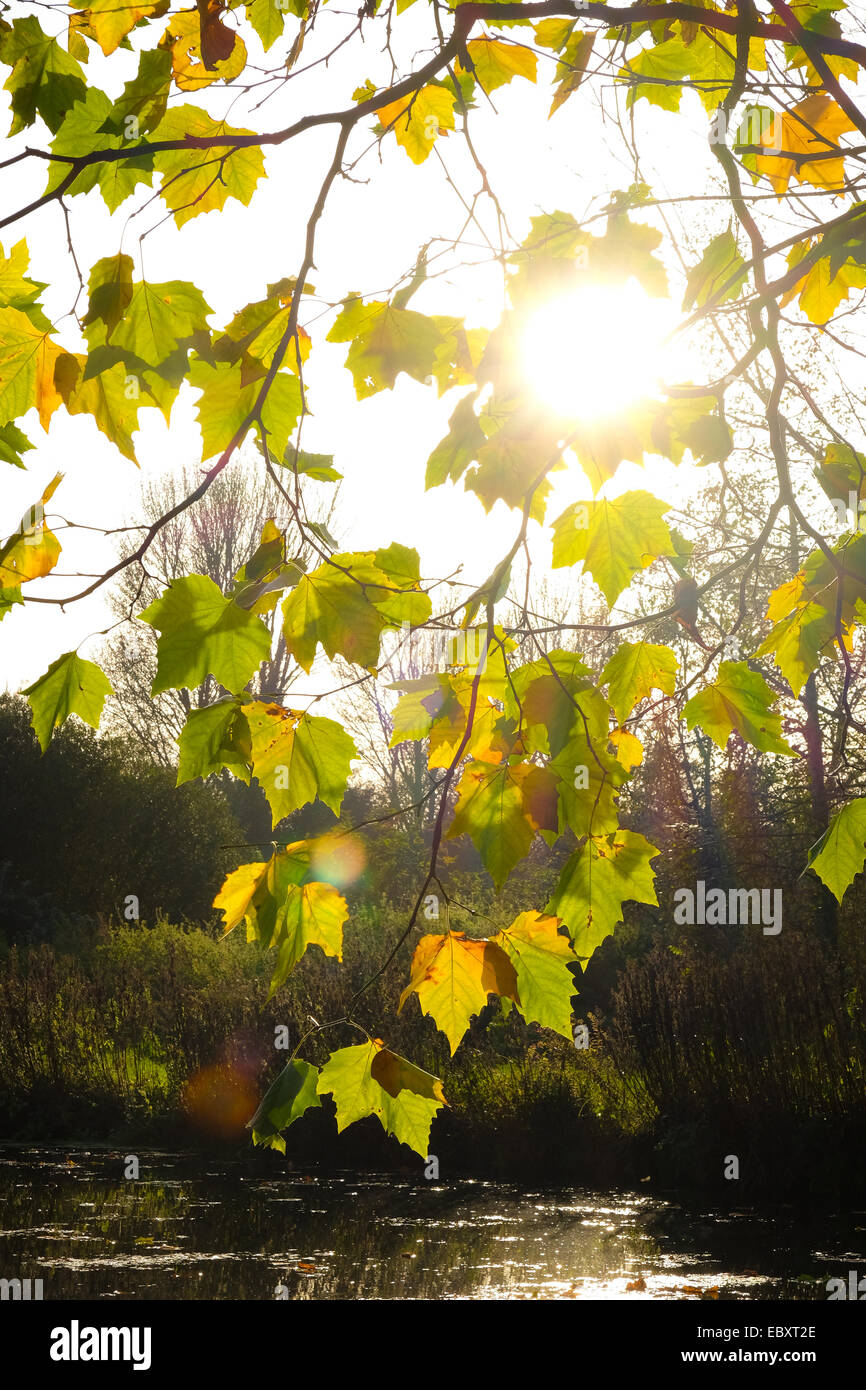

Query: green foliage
left=3, top=0, right=866, bottom=1163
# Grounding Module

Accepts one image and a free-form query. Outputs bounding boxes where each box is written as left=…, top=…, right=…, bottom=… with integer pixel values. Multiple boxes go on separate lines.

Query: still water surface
left=1, top=1148, right=863, bottom=1300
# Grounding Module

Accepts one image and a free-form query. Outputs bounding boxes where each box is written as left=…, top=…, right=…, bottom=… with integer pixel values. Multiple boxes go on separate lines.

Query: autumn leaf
left=460, top=39, right=537, bottom=95
left=493, top=911, right=578, bottom=1039
left=398, top=930, right=518, bottom=1053
left=757, top=94, right=857, bottom=195
left=600, top=641, right=678, bottom=723
left=160, top=6, right=247, bottom=91
left=548, top=830, right=660, bottom=961
left=249, top=1060, right=321, bottom=1153
left=683, top=660, right=794, bottom=755
left=551, top=491, right=675, bottom=606
left=317, top=1039, right=447, bottom=1158
left=376, top=85, right=456, bottom=164
left=214, top=848, right=348, bottom=993
left=806, top=798, right=866, bottom=903
left=244, top=701, right=357, bottom=824
left=447, top=759, right=559, bottom=887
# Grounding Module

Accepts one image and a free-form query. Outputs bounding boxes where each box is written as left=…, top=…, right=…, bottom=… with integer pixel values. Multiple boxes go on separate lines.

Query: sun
left=521, top=279, right=686, bottom=421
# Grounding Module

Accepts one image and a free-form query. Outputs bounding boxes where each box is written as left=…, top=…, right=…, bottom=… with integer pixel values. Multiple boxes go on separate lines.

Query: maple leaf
left=683, top=661, right=794, bottom=755
left=551, top=491, right=675, bottom=606
left=151, top=106, right=265, bottom=227
left=447, top=758, right=559, bottom=887
left=214, top=847, right=348, bottom=993
left=249, top=1059, right=321, bottom=1153
left=398, top=930, right=518, bottom=1053
left=493, top=911, right=578, bottom=1039
left=459, top=39, right=538, bottom=95
left=23, top=652, right=113, bottom=752
left=548, top=830, right=660, bottom=961
left=138, top=574, right=272, bottom=695
left=317, top=1040, right=447, bottom=1158
left=244, top=701, right=357, bottom=824
left=806, top=798, right=866, bottom=904
left=376, top=85, right=455, bottom=164
left=600, top=641, right=678, bottom=724
left=757, top=94, right=856, bottom=195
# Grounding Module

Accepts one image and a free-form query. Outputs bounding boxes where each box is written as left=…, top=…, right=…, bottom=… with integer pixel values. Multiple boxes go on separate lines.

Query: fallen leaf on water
left=296, top=1260, right=316, bottom=1272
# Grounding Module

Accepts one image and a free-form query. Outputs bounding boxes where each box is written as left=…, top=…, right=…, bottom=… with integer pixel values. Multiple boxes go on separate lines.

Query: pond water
left=0, top=1148, right=863, bottom=1300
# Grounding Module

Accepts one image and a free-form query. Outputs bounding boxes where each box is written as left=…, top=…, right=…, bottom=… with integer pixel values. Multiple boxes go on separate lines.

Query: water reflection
left=0, top=1148, right=862, bottom=1300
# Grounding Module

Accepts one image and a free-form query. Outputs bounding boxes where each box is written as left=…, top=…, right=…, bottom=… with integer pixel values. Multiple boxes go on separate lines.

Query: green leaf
left=189, top=358, right=302, bottom=462
left=245, top=0, right=288, bottom=51
left=317, top=1040, right=447, bottom=1158
left=103, top=46, right=172, bottom=135
left=327, top=298, right=443, bottom=399
left=249, top=1060, right=321, bottom=1153
left=105, top=279, right=212, bottom=368
left=139, top=574, right=272, bottom=695
left=0, top=17, right=87, bottom=135
left=551, top=491, right=674, bottom=606
left=281, top=546, right=431, bottom=672
left=244, top=702, right=357, bottom=822
left=447, top=759, right=559, bottom=887
left=600, top=641, right=678, bottom=723
left=0, top=420, right=33, bottom=469
left=214, top=849, right=348, bottom=993
left=176, top=698, right=252, bottom=785
left=493, top=911, right=578, bottom=1039
left=683, top=230, right=747, bottom=310
left=45, top=87, right=154, bottom=212
left=806, top=798, right=866, bottom=903
left=548, top=830, right=660, bottom=961
left=22, top=652, right=113, bottom=752
left=683, top=660, right=794, bottom=755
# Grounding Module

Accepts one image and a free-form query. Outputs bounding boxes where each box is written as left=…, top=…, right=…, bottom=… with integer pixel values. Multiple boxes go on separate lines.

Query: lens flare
left=521, top=280, right=685, bottom=421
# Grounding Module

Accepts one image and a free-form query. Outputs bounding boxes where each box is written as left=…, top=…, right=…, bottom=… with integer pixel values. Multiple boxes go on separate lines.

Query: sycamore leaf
left=551, top=491, right=674, bottom=606
left=683, top=660, right=793, bottom=755
left=0, top=473, right=63, bottom=586
left=45, top=87, right=155, bottom=212
left=22, top=652, right=113, bottom=752
left=683, top=230, right=747, bottom=310
left=610, top=727, right=643, bottom=769
left=548, top=830, right=660, bottom=961
left=244, top=702, right=357, bottom=823
left=160, top=7, right=247, bottom=90
left=60, top=357, right=146, bottom=463
left=107, top=46, right=173, bottom=133
left=447, top=759, right=559, bottom=887
left=176, top=697, right=252, bottom=785
left=0, top=307, right=67, bottom=429
left=806, top=798, right=866, bottom=903
left=0, top=421, right=32, bottom=469
left=600, top=641, right=678, bottom=723
left=245, top=0, right=288, bottom=52
left=138, top=574, right=272, bottom=695
left=0, top=586, right=23, bottom=620
left=189, top=358, right=302, bottom=462
left=214, top=849, right=348, bottom=993
left=70, top=1, right=167, bottom=58
left=317, top=1040, right=446, bottom=1158
left=757, top=94, right=856, bottom=195
left=249, top=1059, right=321, bottom=1153
left=103, top=280, right=212, bottom=369
left=398, top=930, right=518, bottom=1053
left=0, top=17, right=87, bottom=135
left=548, top=30, right=595, bottom=116
left=460, top=38, right=537, bottom=94
left=376, top=85, right=455, bottom=164
left=505, top=649, right=595, bottom=756
left=493, top=911, right=578, bottom=1039
left=281, top=544, right=431, bottom=672
left=327, top=297, right=443, bottom=399
left=151, top=106, right=264, bottom=227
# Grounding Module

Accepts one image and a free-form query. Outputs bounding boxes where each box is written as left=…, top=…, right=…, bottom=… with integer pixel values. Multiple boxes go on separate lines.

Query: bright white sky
left=0, top=3, right=828, bottom=694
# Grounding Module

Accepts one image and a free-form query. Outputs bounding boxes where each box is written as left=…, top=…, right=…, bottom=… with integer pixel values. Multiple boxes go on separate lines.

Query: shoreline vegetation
left=2, top=696, right=864, bottom=1205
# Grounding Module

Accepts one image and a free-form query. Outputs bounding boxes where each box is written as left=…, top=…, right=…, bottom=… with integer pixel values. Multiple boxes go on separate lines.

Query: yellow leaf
left=0, top=473, right=63, bottom=587
left=398, top=930, right=518, bottom=1053
left=461, top=38, right=537, bottom=94
left=70, top=2, right=167, bottom=59
left=610, top=728, right=644, bottom=769
left=377, top=85, right=456, bottom=164
left=757, top=94, right=856, bottom=195
left=160, top=7, right=247, bottom=91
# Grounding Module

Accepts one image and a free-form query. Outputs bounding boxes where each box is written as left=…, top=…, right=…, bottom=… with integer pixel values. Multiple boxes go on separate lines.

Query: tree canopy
left=4, top=0, right=866, bottom=1157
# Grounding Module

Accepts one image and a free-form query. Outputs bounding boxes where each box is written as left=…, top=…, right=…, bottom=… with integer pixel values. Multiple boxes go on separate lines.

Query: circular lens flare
left=521, top=281, right=682, bottom=421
